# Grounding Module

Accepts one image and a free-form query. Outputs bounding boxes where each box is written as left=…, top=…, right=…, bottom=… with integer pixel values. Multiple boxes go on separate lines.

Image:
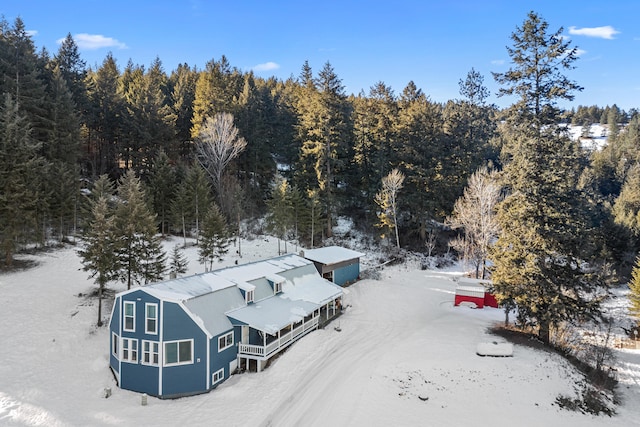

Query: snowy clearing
left=1, top=236, right=640, bottom=426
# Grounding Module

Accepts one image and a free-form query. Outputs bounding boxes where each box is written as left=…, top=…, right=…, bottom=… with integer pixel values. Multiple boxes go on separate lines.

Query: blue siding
left=162, top=302, right=208, bottom=397
left=109, top=297, right=120, bottom=373
left=117, top=291, right=163, bottom=396
left=209, top=327, right=239, bottom=389
left=333, top=262, right=360, bottom=286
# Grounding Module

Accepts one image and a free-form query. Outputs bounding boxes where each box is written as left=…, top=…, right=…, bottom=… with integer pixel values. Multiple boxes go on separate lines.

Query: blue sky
left=2, top=0, right=639, bottom=110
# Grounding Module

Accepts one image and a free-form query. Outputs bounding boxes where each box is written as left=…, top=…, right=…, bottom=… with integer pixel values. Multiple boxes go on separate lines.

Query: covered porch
left=228, top=297, right=320, bottom=372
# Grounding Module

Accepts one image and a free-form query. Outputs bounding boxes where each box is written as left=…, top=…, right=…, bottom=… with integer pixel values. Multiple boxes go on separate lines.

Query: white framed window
left=218, top=331, right=234, bottom=352
left=212, top=368, right=224, bottom=385
left=164, top=340, right=193, bottom=366
left=274, top=282, right=282, bottom=294
left=123, top=301, right=135, bottom=332
left=245, top=289, right=254, bottom=304
left=112, top=333, right=119, bottom=358
left=142, top=340, right=159, bottom=365
left=145, top=303, right=158, bottom=334
left=122, top=338, right=138, bottom=363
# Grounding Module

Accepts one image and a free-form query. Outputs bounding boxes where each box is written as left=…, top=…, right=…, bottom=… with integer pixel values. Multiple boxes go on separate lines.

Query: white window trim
left=112, top=333, right=119, bottom=358
left=245, top=289, right=254, bottom=304
left=274, top=282, right=282, bottom=294
left=212, top=368, right=224, bottom=385
left=123, top=301, right=136, bottom=332
left=218, top=331, right=234, bottom=352
left=141, top=340, right=159, bottom=366
left=145, top=303, right=158, bottom=335
left=121, top=337, right=138, bottom=363
left=163, top=339, right=194, bottom=367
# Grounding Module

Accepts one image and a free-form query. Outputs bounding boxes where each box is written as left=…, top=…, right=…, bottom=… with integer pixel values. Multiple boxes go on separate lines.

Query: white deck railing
left=238, top=317, right=319, bottom=358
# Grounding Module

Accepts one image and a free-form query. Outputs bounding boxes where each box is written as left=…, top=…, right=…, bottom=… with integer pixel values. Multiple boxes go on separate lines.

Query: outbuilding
left=302, top=246, right=364, bottom=286
left=454, top=278, right=498, bottom=309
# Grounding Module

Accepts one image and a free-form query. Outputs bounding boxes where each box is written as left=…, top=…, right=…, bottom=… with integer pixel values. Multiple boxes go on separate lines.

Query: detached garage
left=302, top=246, right=364, bottom=286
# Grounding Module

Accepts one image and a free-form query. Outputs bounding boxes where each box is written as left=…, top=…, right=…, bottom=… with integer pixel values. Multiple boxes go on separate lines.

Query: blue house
left=302, top=246, right=364, bottom=286
left=109, top=254, right=343, bottom=399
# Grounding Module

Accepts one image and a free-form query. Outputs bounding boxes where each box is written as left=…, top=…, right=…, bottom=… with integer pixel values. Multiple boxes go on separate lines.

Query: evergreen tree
left=490, top=12, right=609, bottom=343
left=0, top=94, right=44, bottom=267
left=113, top=170, right=166, bottom=289
left=628, top=257, right=640, bottom=324
left=198, top=203, right=230, bottom=271
left=78, top=196, right=116, bottom=326
left=169, top=244, right=188, bottom=278
left=148, top=150, right=177, bottom=235
left=265, top=174, right=294, bottom=254
left=170, top=165, right=212, bottom=244
left=612, top=164, right=640, bottom=249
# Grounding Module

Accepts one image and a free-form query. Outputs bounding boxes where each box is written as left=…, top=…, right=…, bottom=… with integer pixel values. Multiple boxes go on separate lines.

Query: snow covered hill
left=1, top=236, right=640, bottom=426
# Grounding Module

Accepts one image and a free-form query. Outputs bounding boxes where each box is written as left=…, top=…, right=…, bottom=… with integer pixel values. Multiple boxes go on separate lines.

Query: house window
left=212, top=368, right=224, bottom=385
left=245, top=289, right=254, bottom=304
left=145, top=303, right=158, bottom=334
left=218, top=331, right=234, bottom=352
left=123, top=301, right=135, bottom=332
left=112, top=333, right=119, bottom=358
left=164, top=340, right=193, bottom=366
left=122, top=338, right=138, bottom=363
left=142, top=340, right=159, bottom=365
left=274, top=282, right=282, bottom=294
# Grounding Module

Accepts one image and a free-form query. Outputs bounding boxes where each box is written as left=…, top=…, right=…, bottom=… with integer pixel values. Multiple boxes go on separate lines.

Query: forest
left=4, top=11, right=640, bottom=335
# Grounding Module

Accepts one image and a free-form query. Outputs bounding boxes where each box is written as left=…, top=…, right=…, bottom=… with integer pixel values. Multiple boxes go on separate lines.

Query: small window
left=212, top=368, right=224, bottom=385
left=123, top=301, right=135, bottom=332
left=164, top=340, right=193, bottom=366
left=145, top=303, right=158, bottom=334
left=122, top=338, right=138, bottom=363
left=218, top=331, right=234, bottom=352
left=274, top=282, right=282, bottom=294
left=112, top=333, right=119, bottom=358
left=245, top=289, right=254, bottom=304
left=142, top=340, right=159, bottom=365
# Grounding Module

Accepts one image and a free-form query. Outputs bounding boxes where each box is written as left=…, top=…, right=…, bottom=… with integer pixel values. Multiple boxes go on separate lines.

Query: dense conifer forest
left=2, top=13, right=640, bottom=294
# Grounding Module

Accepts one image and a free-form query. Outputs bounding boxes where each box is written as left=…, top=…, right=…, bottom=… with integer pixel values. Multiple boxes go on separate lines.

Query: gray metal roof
left=183, top=286, right=246, bottom=338
left=302, top=246, right=364, bottom=265
left=226, top=296, right=318, bottom=335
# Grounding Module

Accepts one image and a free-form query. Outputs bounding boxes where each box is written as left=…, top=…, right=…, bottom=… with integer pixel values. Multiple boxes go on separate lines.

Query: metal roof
left=302, top=246, right=364, bottom=265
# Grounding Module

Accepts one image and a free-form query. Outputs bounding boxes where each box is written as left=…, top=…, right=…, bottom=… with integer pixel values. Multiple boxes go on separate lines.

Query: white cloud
left=568, top=26, right=620, bottom=40
left=26, top=30, right=38, bottom=37
left=575, top=48, right=588, bottom=57
left=252, top=61, right=280, bottom=72
left=58, top=33, right=128, bottom=50
left=491, top=59, right=505, bottom=65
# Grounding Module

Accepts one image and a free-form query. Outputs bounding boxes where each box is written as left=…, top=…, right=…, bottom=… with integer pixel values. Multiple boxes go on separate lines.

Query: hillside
left=1, top=236, right=640, bottom=426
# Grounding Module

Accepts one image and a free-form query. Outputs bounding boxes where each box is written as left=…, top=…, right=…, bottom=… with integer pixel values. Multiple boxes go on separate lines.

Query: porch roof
left=226, top=296, right=318, bottom=335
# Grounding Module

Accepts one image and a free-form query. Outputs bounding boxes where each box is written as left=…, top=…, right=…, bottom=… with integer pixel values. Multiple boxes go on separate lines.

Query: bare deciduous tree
left=196, top=112, right=247, bottom=202
left=447, top=166, right=501, bottom=279
left=375, top=169, right=405, bottom=249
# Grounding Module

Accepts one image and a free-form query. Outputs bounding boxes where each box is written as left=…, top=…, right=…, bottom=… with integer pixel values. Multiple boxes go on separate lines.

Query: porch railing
left=238, top=317, right=319, bottom=358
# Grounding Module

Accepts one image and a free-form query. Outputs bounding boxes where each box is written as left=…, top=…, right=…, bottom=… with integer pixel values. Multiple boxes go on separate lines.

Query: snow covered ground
left=1, top=235, right=640, bottom=426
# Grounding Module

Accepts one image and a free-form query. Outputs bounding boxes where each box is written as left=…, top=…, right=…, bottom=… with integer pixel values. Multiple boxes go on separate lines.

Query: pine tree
left=198, top=203, right=230, bottom=271
left=148, top=150, right=177, bottom=235
left=265, top=174, right=293, bottom=254
left=490, top=12, right=609, bottom=343
left=169, top=244, right=188, bottom=278
left=0, top=94, right=43, bottom=267
left=612, top=164, right=640, bottom=249
left=78, top=196, right=116, bottom=326
left=113, top=170, right=166, bottom=289
left=629, top=257, right=640, bottom=324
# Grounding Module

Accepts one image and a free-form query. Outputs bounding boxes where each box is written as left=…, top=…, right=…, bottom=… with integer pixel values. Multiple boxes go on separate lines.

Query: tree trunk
left=97, top=281, right=103, bottom=327
left=538, top=320, right=550, bottom=344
